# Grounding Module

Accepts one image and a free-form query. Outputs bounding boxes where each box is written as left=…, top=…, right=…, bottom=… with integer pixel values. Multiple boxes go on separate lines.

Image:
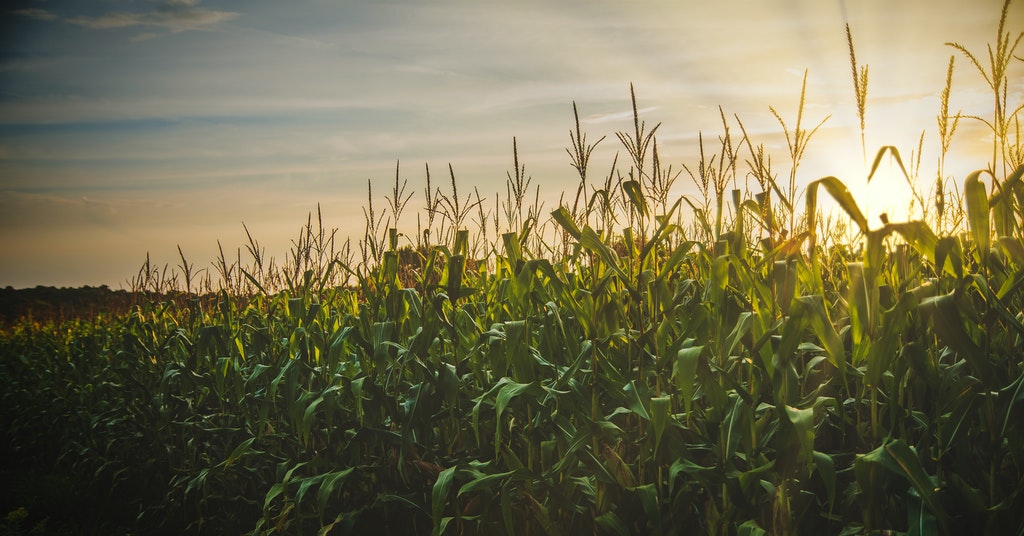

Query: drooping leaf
left=650, top=396, right=672, bottom=455
left=737, top=519, right=768, bottom=536
left=550, top=206, right=582, bottom=241
left=601, top=444, right=637, bottom=488
left=920, top=292, right=992, bottom=380
left=866, top=146, right=911, bottom=187
left=223, top=437, right=255, bottom=468
left=622, top=180, right=650, bottom=219
left=776, top=404, right=814, bottom=476
left=673, top=345, right=702, bottom=419
left=812, top=451, right=836, bottom=515
left=965, top=170, right=992, bottom=262
left=935, top=236, right=964, bottom=278
left=623, top=380, right=651, bottom=421
left=525, top=492, right=563, bottom=536
left=807, top=176, right=869, bottom=235
left=856, top=439, right=948, bottom=529
left=317, top=468, right=355, bottom=518
left=907, top=488, right=938, bottom=536
left=722, top=393, right=749, bottom=462
left=594, top=511, right=630, bottom=536
left=431, top=466, right=457, bottom=536
left=458, top=470, right=516, bottom=497
left=633, top=483, right=661, bottom=530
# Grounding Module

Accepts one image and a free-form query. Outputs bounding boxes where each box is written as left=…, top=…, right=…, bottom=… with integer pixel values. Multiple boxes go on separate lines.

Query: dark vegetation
left=0, top=285, right=132, bottom=325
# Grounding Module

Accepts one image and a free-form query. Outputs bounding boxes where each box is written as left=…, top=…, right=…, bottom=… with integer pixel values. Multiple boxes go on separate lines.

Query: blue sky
left=0, top=0, right=1011, bottom=288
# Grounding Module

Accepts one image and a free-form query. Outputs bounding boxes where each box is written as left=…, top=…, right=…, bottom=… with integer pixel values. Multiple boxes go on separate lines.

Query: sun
left=803, top=133, right=924, bottom=230
left=861, top=150, right=922, bottom=226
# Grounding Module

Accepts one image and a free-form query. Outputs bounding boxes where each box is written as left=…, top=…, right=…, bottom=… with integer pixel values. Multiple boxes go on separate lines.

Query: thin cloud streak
left=13, top=0, right=239, bottom=40
left=12, top=8, right=58, bottom=21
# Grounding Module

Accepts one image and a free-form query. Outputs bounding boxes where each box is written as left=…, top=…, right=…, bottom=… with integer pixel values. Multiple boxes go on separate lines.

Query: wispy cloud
left=57, top=0, right=238, bottom=39
left=584, top=107, right=660, bottom=125
left=13, top=8, right=58, bottom=21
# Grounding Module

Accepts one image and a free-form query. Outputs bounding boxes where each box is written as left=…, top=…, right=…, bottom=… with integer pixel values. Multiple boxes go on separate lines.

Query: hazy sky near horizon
left=0, top=0, right=1014, bottom=288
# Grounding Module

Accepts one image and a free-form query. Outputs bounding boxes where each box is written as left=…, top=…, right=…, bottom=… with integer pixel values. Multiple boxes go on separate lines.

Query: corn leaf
left=807, top=176, right=869, bottom=235
left=431, top=466, right=457, bottom=536
left=965, top=170, right=992, bottom=261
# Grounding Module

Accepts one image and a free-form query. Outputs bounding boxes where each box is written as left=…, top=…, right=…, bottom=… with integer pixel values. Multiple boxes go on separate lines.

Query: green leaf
left=601, top=444, right=637, bottom=488
left=776, top=404, right=814, bottom=476
left=494, top=380, right=541, bottom=455
left=594, top=511, right=630, bottom=536
left=668, top=457, right=718, bottom=491
left=457, top=470, right=516, bottom=497
left=263, top=482, right=286, bottom=512
left=1000, top=367, right=1024, bottom=437
left=500, top=479, right=516, bottom=535
left=965, top=170, right=992, bottom=262
left=866, top=146, right=911, bottom=187
left=317, top=468, right=354, bottom=517
left=935, top=236, right=964, bottom=278
left=737, top=460, right=775, bottom=501
left=723, top=311, right=753, bottom=359
left=223, top=437, right=255, bottom=467
left=495, top=381, right=538, bottom=422
left=722, top=393, right=748, bottom=461
left=737, top=519, right=767, bottom=536
left=639, top=198, right=682, bottom=264
left=885, top=221, right=939, bottom=266
left=880, top=441, right=942, bottom=522
left=623, top=380, right=651, bottom=421
left=798, top=295, right=845, bottom=379
left=633, top=483, right=661, bottom=529
left=997, top=236, right=1024, bottom=267
left=650, top=396, right=672, bottom=455
left=578, top=227, right=632, bottom=286
left=807, top=176, right=869, bottom=235
left=856, top=439, right=947, bottom=528
left=550, top=206, right=582, bottom=241
left=741, top=197, right=774, bottom=233
left=812, top=451, right=836, bottom=515
left=296, top=473, right=327, bottom=506
left=431, top=466, right=457, bottom=536
left=865, top=291, right=917, bottom=388
left=673, top=345, right=702, bottom=418
left=503, top=320, right=534, bottom=383
left=445, top=255, right=466, bottom=297
left=907, top=488, right=937, bottom=536
left=580, top=447, right=620, bottom=486
left=658, top=240, right=698, bottom=280
left=920, top=292, right=992, bottom=380
left=622, top=180, right=650, bottom=219
left=301, top=396, right=325, bottom=447
left=525, top=492, right=563, bottom=536
left=501, top=232, right=524, bottom=267
left=987, top=163, right=1024, bottom=214
left=773, top=261, right=796, bottom=315
left=351, top=377, right=366, bottom=426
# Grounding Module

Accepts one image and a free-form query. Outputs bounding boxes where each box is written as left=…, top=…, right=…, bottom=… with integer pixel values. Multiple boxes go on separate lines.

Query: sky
left=0, top=0, right=1015, bottom=289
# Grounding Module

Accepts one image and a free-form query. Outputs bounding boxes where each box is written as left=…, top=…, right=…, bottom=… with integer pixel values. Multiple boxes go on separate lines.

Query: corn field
left=2, top=3, right=1024, bottom=534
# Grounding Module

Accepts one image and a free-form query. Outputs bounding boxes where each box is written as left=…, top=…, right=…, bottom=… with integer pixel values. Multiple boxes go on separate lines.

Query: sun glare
left=803, top=136, right=920, bottom=231
left=862, top=155, right=919, bottom=226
